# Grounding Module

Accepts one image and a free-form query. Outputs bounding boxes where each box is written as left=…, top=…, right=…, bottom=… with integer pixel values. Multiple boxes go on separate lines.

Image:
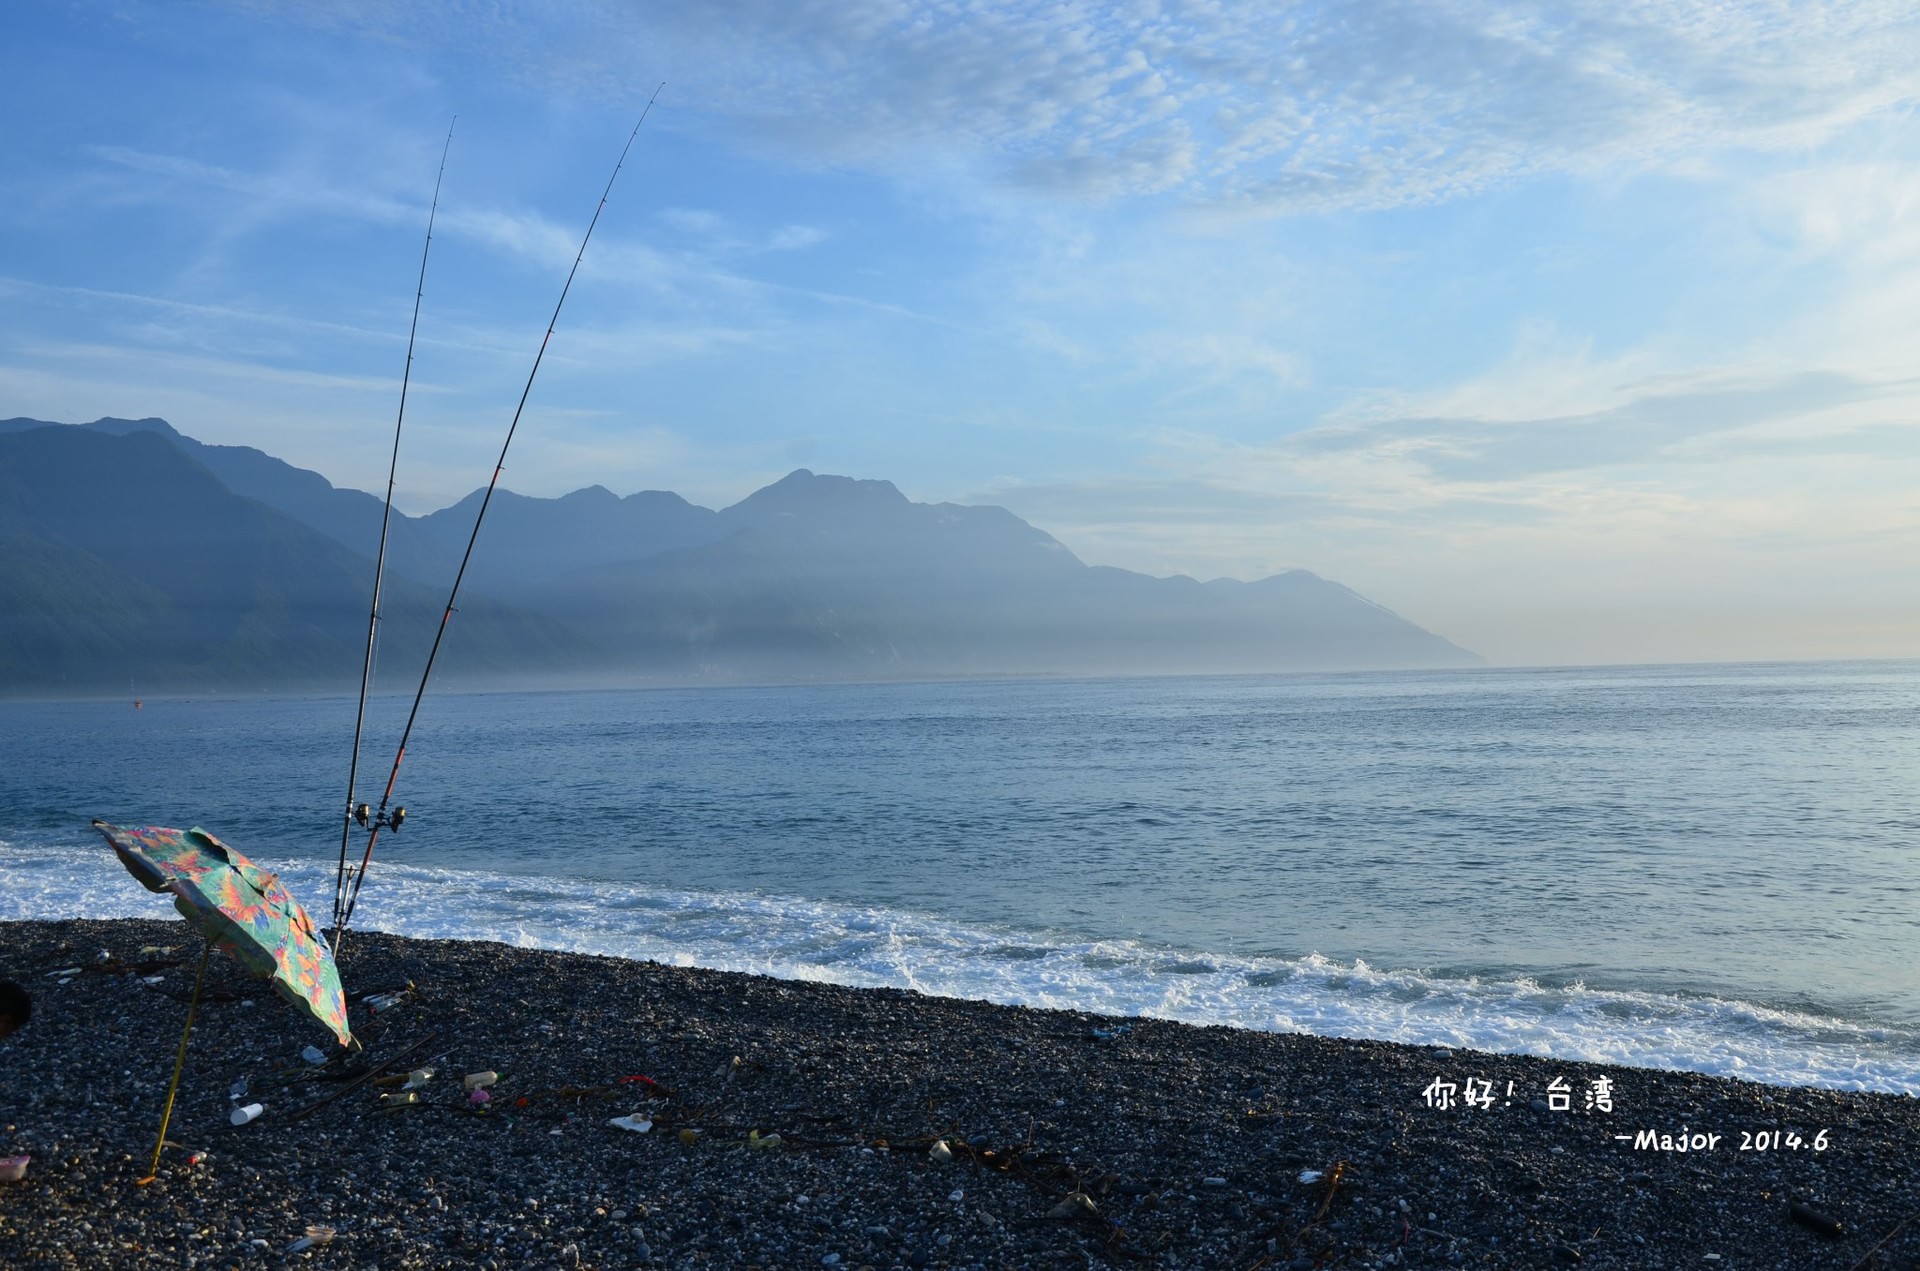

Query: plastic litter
left=300, top=1045, right=328, bottom=1066
left=0, top=1155, right=29, bottom=1183
left=608, top=1115, right=653, bottom=1133
left=928, top=1139, right=953, bottom=1163
left=380, top=1091, right=419, bottom=1108
left=403, top=1067, right=434, bottom=1090
left=1090, top=1024, right=1133, bottom=1041
left=463, top=1070, right=499, bottom=1091
left=285, top=1225, right=335, bottom=1253
left=678, top=1128, right=701, bottom=1146
left=229, top=1077, right=249, bottom=1100
left=748, top=1130, right=782, bottom=1150
left=1298, top=1169, right=1324, bottom=1184
left=468, top=1088, right=491, bottom=1107
left=231, top=1104, right=264, bottom=1126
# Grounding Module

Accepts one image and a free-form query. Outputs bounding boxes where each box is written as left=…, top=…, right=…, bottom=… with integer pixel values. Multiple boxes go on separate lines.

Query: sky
left=4, top=0, right=1920, bottom=666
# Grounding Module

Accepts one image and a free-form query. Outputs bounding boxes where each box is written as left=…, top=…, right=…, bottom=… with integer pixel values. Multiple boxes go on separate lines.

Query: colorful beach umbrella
left=94, top=820, right=351, bottom=1046
left=93, top=820, right=353, bottom=1184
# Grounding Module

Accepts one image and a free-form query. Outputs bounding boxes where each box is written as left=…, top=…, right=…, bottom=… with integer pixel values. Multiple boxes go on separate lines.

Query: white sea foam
left=5, top=839, right=1917, bottom=1094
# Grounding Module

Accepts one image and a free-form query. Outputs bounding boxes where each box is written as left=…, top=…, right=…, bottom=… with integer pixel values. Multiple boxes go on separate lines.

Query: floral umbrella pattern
left=94, top=820, right=351, bottom=1047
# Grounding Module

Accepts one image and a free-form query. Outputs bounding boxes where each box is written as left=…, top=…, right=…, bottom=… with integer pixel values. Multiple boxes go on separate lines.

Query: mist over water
left=3, top=662, right=1918, bottom=1091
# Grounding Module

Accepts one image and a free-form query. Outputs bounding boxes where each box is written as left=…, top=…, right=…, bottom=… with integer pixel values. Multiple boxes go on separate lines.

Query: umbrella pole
left=138, top=941, right=211, bottom=1186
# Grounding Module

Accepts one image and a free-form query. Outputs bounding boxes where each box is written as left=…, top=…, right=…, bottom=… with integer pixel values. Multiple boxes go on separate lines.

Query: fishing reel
left=353, top=803, right=408, bottom=833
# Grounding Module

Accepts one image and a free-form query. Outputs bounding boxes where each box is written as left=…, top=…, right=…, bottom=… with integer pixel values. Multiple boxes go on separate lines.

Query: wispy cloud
left=1291, top=368, right=1899, bottom=482
left=244, top=1, right=1920, bottom=212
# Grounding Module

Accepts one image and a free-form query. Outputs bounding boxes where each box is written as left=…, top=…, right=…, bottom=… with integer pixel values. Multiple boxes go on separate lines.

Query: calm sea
left=3, top=662, right=1917, bottom=1091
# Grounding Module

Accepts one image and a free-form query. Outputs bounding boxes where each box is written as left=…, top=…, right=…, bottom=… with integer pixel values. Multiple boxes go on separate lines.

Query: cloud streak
left=246, top=1, right=1920, bottom=213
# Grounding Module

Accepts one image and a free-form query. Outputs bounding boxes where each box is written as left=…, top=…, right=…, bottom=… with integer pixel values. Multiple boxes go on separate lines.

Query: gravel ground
left=2, top=917, right=1917, bottom=1270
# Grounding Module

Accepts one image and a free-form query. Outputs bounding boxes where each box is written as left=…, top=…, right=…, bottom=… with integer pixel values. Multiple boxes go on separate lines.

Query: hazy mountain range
left=0, top=415, right=1481, bottom=694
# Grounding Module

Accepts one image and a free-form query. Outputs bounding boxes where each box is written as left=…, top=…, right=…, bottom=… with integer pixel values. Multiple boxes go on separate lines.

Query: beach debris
left=1201, top=1176, right=1228, bottom=1188
left=1047, top=1191, right=1099, bottom=1221
left=608, top=1115, right=654, bottom=1134
left=358, top=983, right=413, bottom=1012
left=138, top=945, right=174, bottom=958
left=1308, top=1161, right=1349, bottom=1226
left=229, top=1077, right=249, bottom=1101
left=1089, top=1024, right=1132, bottom=1041
left=300, top=1044, right=329, bottom=1066
left=0, top=1155, right=29, bottom=1183
left=285, top=1225, right=335, bottom=1254
left=948, top=1188, right=965, bottom=1203
left=1787, top=1201, right=1843, bottom=1239
left=287, top=1031, right=441, bottom=1123
left=381, top=1091, right=419, bottom=1108
left=748, top=1130, right=782, bottom=1151
left=231, top=1103, right=264, bottom=1126
left=678, top=1129, right=701, bottom=1146
left=469, top=1088, right=492, bottom=1107
left=928, top=1139, right=953, bottom=1164
left=1298, top=1169, right=1324, bottom=1185
left=403, top=1067, right=434, bottom=1090
left=463, top=1070, right=499, bottom=1091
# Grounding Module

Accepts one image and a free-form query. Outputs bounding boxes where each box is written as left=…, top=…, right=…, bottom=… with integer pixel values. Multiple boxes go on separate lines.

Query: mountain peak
left=88, top=416, right=182, bottom=439
left=727, top=469, right=910, bottom=518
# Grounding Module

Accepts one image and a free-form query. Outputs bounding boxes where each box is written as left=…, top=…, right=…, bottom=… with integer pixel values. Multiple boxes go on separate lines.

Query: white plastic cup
left=462, top=1070, right=498, bottom=1091
left=230, top=1103, right=264, bottom=1126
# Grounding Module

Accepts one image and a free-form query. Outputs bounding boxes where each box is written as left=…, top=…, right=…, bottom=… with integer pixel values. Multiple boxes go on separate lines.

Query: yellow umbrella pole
left=137, top=941, right=211, bottom=1186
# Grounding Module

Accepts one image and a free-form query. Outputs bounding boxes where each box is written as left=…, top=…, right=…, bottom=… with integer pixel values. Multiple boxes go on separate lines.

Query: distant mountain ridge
left=0, top=415, right=1481, bottom=693
left=0, top=421, right=586, bottom=693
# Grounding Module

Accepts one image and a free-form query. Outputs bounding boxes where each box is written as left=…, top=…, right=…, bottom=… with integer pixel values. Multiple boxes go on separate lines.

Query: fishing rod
left=330, top=118, right=456, bottom=940
left=334, top=86, right=666, bottom=952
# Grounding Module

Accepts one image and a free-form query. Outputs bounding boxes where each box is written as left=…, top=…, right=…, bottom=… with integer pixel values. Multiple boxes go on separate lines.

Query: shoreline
left=7, top=843, right=1915, bottom=1096
left=3, top=917, right=1917, bottom=1269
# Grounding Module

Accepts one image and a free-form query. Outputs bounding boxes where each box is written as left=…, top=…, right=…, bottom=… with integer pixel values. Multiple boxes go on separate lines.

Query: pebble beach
left=2, top=917, right=1917, bottom=1270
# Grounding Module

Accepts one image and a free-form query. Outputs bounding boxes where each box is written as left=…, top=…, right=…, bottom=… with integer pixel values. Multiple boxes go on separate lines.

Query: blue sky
left=5, top=0, right=1920, bottom=665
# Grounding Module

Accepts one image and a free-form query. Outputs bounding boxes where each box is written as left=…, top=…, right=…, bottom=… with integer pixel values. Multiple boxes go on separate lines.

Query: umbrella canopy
left=93, top=820, right=351, bottom=1048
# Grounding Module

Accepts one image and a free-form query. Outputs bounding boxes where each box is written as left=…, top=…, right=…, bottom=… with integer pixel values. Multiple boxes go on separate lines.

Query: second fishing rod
left=333, top=87, right=665, bottom=955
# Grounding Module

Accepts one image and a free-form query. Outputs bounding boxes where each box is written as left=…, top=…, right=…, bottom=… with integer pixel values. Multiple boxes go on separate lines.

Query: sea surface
left=3, top=662, right=1918, bottom=1093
